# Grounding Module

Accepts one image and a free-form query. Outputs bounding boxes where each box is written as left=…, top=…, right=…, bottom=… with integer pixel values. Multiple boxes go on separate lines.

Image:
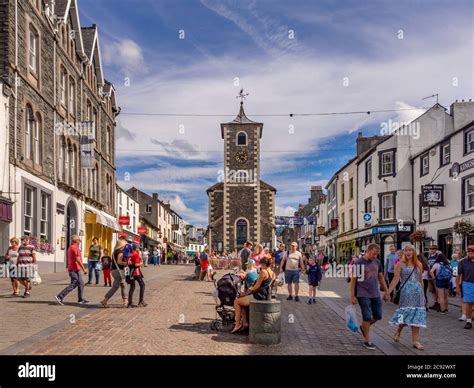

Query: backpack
left=436, top=263, right=453, bottom=281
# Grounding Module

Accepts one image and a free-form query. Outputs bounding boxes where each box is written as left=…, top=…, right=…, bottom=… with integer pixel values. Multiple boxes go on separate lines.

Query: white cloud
left=275, top=205, right=297, bottom=217
left=103, top=39, right=145, bottom=73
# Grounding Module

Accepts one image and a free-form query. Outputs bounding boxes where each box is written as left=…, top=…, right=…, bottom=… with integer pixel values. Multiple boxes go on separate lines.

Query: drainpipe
left=13, top=0, right=18, bottom=237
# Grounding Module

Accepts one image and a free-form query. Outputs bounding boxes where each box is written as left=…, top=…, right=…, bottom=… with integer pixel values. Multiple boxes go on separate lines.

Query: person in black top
left=231, top=257, right=275, bottom=335
left=101, top=239, right=129, bottom=307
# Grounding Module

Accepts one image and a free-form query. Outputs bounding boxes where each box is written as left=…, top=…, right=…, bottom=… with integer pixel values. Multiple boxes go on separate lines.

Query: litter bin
left=249, top=299, right=281, bottom=345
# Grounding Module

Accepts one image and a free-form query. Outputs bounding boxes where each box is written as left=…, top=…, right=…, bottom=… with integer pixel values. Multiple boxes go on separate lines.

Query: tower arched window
left=237, top=131, right=247, bottom=146
left=236, top=219, right=248, bottom=246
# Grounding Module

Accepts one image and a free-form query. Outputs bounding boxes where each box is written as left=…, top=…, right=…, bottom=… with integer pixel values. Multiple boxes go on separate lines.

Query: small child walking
left=306, top=255, right=322, bottom=304
left=101, top=249, right=112, bottom=287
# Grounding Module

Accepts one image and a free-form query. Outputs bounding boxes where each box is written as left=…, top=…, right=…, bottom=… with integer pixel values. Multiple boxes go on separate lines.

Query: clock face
left=235, top=150, right=248, bottom=164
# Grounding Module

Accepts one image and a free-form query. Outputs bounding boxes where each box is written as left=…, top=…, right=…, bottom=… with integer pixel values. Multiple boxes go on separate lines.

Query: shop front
left=84, top=208, right=120, bottom=259
left=337, top=236, right=357, bottom=263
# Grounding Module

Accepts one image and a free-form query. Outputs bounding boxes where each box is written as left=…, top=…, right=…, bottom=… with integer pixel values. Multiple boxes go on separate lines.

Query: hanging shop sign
left=450, top=159, right=474, bottom=177
left=118, top=216, right=130, bottom=226
left=421, top=184, right=445, bottom=207
left=138, top=226, right=147, bottom=235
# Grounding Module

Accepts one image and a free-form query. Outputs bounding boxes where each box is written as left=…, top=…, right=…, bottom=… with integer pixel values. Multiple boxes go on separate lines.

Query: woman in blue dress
left=386, top=244, right=427, bottom=350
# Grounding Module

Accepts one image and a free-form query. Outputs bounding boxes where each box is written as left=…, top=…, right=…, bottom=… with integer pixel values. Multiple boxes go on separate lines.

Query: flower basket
left=452, top=219, right=472, bottom=237
left=30, top=237, right=55, bottom=254
left=410, top=229, right=426, bottom=243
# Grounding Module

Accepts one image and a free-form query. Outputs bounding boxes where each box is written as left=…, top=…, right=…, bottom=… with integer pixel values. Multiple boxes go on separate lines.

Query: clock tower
left=207, top=93, right=276, bottom=254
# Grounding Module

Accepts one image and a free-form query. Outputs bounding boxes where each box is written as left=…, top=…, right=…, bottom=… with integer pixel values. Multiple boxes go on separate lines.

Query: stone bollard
left=249, top=299, right=281, bottom=345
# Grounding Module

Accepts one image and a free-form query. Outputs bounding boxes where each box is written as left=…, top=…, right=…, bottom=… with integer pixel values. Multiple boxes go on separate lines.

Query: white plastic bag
left=32, top=265, right=42, bottom=286
left=345, top=304, right=359, bottom=332
left=277, top=272, right=284, bottom=286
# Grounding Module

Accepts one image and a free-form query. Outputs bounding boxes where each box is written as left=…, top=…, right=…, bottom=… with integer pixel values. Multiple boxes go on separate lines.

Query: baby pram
left=210, top=272, right=242, bottom=331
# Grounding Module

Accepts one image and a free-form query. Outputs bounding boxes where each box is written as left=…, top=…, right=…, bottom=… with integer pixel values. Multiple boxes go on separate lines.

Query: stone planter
left=249, top=299, right=281, bottom=345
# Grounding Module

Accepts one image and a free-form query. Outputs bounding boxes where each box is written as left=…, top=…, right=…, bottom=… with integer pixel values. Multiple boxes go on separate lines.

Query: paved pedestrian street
left=0, top=265, right=472, bottom=356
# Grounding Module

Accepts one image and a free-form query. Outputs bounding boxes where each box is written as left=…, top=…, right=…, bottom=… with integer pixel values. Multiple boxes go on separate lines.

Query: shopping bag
left=277, top=272, right=284, bottom=286
left=32, top=265, right=42, bottom=286
left=345, top=304, right=359, bottom=332
left=96, top=262, right=103, bottom=271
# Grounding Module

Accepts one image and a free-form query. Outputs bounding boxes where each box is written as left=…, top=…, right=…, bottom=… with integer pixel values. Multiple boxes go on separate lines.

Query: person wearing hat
left=127, top=243, right=147, bottom=308
left=427, top=244, right=441, bottom=311
left=457, top=245, right=474, bottom=329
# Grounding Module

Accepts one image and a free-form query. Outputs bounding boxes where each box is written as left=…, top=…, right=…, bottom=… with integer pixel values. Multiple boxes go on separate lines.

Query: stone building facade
left=207, top=103, right=276, bottom=254
left=0, top=0, right=119, bottom=269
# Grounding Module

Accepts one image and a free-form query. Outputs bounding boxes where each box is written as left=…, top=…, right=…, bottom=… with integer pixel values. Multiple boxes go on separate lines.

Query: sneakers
left=295, top=296, right=300, bottom=302
left=55, top=295, right=64, bottom=306
left=363, top=342, right=376, bottom=350
left=286, top=295, right=293, bottom=301
left=464, top=322, right=472, bottom=330
left=23, top=292, right=30, bottom=298
left=307, top=299, right=312, bottom=305
left=127, top=304, right=138, bottom=308
left=79, top=299, right=90, bottom=305
left=312, top=298, right=317, bottom=304
left=459, top=315, right=467, bottom=322
left=138, top=302, right=148, bottom=308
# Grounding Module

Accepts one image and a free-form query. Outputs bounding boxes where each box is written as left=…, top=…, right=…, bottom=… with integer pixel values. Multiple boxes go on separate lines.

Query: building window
left=349, top=209, right=354, bottom=230
left=349, top=178, right=354, bottom=199
left=465, top=129, right=474, bottom=155
left=341, top=212, right=345, bottom=232
left=463, top=176, right=474, bottom=212
left=440, top=142, right=450, bottom=166
left=421, top=207, right=429, bottom=223
left=92, top=109, right=98, bottom=141
left=65, top=142, right=70, bottom=185
left=365, top=159, right=372, bottom=184
left=380, top=150, right=395, bottom=177
left=58, top=139, right=64, bottom=181
left=25, top=106, right=34, bottom=160
left=29, top=28, right=38, bottom=74
left=340, top=183, right=345, bottom=204
left=69, top=79, right=75, bottom=114
left=420, top=153, right=429, bottom=176
left=24, top=185, right=35, bottom=236
left=146, top=204, right=152, bottom=213
left=381, top=193, right=395, bottom=220
left=364, top=197, right=372, bottom=213
left=236, top=219, right=248, bottom=246
left=332, top=183, right=336, bottom=200
left=60, top=68, right=67, bottom=106
left=106, top=126, right=111, bottom=157
left=40, top=192, right=50, bottom=240
left=236, top=132, right=247, bottom=146
left=71, top=145, right=77, bottom=187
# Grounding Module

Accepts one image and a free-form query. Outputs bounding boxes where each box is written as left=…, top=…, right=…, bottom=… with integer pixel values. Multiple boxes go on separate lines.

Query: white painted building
left=356, top=103, right=456, bottom=262
left=116, top=185, right=140, bottom=238
left=412, top=100, right=474, bottom=256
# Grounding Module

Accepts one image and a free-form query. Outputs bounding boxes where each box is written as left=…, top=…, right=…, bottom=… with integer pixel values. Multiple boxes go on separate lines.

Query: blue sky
left=78, top=0, right=473, bottom=226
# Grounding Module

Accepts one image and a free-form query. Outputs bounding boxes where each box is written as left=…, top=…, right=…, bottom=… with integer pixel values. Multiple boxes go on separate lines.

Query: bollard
left=249, top=299, right=281, bottom=345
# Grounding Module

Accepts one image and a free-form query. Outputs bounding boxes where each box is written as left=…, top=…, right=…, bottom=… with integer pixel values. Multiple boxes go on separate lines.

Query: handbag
left=392, top=265, right=416, bottom=305
left=32, top=264, right=42, bottom=286
left=96, top=262, right=103, bottom=271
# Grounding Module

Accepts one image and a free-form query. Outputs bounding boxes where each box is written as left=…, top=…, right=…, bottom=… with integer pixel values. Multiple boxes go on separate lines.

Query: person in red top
left=127, top=244, right=147, bottom=308
left=55, top=235, right=89, bottom=305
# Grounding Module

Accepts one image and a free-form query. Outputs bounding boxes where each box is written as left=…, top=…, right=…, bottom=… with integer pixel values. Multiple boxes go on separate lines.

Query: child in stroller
left=210, top=271, right=244, bottom=331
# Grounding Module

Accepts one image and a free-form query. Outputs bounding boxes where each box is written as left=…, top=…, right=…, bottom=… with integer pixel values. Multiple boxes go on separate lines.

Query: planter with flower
left=30, top=237, right=55, bottom=254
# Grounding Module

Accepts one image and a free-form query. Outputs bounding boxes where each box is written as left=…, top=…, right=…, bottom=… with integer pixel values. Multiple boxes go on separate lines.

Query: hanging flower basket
left=452, top=219, right=472, bottom=237
left=410, top=229, right=426, bottom=243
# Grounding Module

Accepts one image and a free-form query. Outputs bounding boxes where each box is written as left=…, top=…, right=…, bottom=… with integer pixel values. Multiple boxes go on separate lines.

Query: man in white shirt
left=280, top=242, right=306, bottom=301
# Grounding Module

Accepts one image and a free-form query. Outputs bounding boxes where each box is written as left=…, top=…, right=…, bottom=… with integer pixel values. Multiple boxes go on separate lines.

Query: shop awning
left=85, top=208, right=121, bottom=231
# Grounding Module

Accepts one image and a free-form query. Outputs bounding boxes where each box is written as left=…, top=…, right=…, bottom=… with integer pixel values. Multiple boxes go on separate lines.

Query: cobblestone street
left=0, top=265, right=472, bottom=356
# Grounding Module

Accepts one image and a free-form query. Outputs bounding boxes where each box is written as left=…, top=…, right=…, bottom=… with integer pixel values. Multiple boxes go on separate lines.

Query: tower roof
left=221, top=102, right=263, bottom=138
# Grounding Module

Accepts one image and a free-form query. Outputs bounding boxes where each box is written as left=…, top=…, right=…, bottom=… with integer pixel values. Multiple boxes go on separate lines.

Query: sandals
left=413, top=342, right=424, bottom=350
left=12, top=292, right=20, bottom=297
left=230, top=325, right=249, bottom=335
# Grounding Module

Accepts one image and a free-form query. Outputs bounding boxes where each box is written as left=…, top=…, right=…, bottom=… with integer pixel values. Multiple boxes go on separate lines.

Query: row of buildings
left=292, top=100, right=474, bottom=264
left=0, top=0, right=186, bottom=271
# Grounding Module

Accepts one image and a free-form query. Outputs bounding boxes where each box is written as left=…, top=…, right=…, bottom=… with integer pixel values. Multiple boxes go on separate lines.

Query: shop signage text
left=421, top=184, right=445, bottom=207
left=118, top=216, right=130, bottom=226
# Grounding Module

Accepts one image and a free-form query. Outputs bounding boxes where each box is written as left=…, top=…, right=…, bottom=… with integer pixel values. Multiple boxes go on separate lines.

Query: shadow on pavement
left=14, top=300, right=99, bottom=309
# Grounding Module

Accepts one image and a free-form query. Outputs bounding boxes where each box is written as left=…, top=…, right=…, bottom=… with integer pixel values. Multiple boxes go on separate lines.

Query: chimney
left=152, top=193, right=158, bottom=200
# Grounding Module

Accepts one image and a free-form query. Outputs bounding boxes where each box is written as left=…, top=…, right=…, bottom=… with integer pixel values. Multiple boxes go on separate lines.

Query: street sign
left=133, top=236, right=141, bottom=244
left=118, top=216, right=130, bottom=226
left=363, top=213, right=372, bottom=222
left=138, top=226, right=147, bottom=235
left=421, top=184, right=445, bottom=207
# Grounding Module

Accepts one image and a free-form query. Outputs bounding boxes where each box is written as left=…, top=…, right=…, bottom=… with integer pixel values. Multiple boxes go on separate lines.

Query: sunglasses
left=468, top=250, right=474, bottom=253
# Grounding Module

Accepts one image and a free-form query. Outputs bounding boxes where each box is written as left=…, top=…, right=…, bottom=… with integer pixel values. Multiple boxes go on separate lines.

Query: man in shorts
left=350, top=243, right=390, bottom=350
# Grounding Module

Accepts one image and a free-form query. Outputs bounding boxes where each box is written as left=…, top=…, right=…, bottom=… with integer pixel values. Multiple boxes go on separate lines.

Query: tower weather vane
left=236, top=89, right=249, bottom=104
